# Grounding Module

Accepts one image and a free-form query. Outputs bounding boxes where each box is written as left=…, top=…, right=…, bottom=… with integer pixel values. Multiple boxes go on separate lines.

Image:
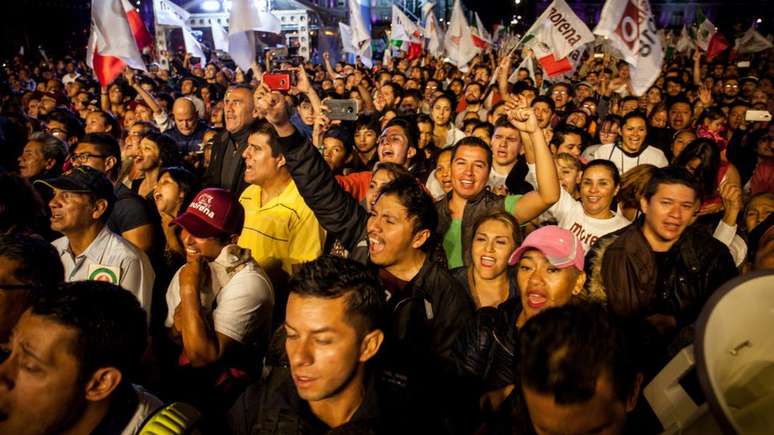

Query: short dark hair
left=384, top=116, right=419, bottom=151
left=288, top=255, right=385, bottom=335
left=323, top=125, right=354, bottom=156
left=550, top=124, right=585, bottom=149
left=89, top=110, right=122, bottom=140
left=451, top=136, right=493, bottom=169
left=381, top=82, right=404, bottom=100
left=46, top=108, right=85, bottom=141
left=246, top=119, right=282, bottom=157
left=376, top=174, right=438, bottom=252
left=77, top=133, right=122, bottom=180
left=354, top=114, right=381, bottom=133
left=583, top=159, right=621, bottom=186
left=642, top=166, right=700, bottom=202
left=0, top=233, right=64, bottom=291
left=30, top=281, right=148, bottom=385
left=531, top=95, right=556, bottom=113
left=520, top=302, right=640, bottom=405
left=622, top=109, right=648, bottom=126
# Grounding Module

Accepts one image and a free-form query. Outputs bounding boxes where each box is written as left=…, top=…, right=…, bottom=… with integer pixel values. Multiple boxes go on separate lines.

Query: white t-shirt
left=165, top=245, right=274, bottom=346
left=549, top=189, right=631, bottom=253
left=590, top=143, right=668, bottom=174
left=488, top=168, right=509, bottom=191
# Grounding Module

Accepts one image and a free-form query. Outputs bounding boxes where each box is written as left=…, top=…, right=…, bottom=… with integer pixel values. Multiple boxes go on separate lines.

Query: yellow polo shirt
left=238, top=181, right=325, bottom=276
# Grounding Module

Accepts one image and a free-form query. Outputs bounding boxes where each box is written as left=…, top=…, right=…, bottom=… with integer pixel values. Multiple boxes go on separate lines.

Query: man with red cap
left=164, top=187, right=274, bottom=412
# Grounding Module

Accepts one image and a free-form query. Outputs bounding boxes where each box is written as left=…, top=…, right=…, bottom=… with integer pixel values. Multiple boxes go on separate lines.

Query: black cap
left=35, top=166, right=116, bottom=206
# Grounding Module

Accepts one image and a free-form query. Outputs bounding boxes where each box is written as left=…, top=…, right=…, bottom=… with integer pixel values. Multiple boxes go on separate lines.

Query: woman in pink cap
left=453, top=225, right=602, bottom=428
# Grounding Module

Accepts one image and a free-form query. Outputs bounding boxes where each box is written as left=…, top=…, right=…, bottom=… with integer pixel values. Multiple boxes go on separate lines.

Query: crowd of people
left=0, top=28, right=772, bottom=434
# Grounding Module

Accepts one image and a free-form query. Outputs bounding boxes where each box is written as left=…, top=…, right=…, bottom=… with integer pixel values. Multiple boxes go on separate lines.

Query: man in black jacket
left=227, top=256, right=388, bottom=434
left=586, top=167, right=738, bottom=375
left=257, top=88, right=473, bottom=433
left=204, top=84, right=254, bottom=195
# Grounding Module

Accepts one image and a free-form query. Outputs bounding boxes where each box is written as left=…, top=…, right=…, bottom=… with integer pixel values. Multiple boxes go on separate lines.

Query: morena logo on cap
left=189, top=193, right=216, bottom=219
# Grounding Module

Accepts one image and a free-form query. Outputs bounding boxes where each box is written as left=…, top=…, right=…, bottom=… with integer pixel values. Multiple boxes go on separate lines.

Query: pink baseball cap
left=508, top=226, right=585, bottom=270
left=172, top=188, right=245, bottom=238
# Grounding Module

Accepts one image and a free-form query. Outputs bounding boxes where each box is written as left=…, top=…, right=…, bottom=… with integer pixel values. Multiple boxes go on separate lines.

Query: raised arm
left=256, top=86, right=369, bottom=251
left=322, top=51, right=339, bottom=81
left=506, top=105, right=560, bottom=223
left=124, top=68, right=163, bottom=115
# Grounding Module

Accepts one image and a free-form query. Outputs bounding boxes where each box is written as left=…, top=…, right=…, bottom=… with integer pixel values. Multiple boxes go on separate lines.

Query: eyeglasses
left=70, top=152, right=108, bottom=163
left=552, top=90, right=568, bottom=96
left=724, top=84, right=739, bottom=89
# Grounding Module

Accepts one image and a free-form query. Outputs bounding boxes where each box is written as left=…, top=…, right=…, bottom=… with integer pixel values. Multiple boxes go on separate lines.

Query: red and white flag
left=594, top=0, right=663, bottom=96
left=87, top=0, right=148, bottom=86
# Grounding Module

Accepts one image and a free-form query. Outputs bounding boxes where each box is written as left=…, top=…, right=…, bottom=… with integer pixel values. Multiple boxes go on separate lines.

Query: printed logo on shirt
left=87, top=264, right=121, bottom=284
left=569, top=222, right=599, bottom=247
left=190, top=193, right=216, bottom=218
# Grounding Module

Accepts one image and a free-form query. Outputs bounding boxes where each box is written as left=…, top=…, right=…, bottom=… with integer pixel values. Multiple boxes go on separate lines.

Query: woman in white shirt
left=590, top=111, right=668, bottom=174
left=547, top=159, right=630, bottom=252
left=430, top=93, right=465, bottom=148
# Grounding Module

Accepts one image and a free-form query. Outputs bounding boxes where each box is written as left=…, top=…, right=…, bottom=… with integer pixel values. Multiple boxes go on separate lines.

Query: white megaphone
left=644, top=270, right=774, bottom=435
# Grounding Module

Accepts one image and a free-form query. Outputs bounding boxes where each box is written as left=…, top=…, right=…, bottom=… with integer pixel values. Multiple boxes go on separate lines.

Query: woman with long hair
left=430, top=93, right=464, bottom=148
left=451, top=211, right=522, bottom=310
left=132, top=131, right=182, bottom=199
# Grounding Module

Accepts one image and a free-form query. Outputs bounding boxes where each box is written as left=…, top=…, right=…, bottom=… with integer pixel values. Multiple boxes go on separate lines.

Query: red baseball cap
left=508, top=226, right=585, bottom=270
left=171, top=188, right=244, bottom=238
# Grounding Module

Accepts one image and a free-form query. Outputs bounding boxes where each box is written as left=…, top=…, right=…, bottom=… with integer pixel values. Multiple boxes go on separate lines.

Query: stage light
left=201, top=0, right=220, bottom=11
left=757, top=18, right=763, bottom=24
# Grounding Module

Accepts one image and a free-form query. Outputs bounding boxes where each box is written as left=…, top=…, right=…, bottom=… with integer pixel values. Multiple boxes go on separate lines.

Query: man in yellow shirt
left=238, top=120, right=325, bottom=279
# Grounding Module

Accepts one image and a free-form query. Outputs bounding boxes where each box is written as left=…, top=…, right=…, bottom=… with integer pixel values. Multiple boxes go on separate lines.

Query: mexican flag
left=390, top=5, right=423, bottom=59
left=691, top=10, right=728, bottom=61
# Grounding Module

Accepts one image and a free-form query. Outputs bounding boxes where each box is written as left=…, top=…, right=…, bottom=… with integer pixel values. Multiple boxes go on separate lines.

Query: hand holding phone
left=745, top=110, right=772, bottom=122
left=263, top=72, right=292, bottom=92
left=325, top=99, right=359, bottom=121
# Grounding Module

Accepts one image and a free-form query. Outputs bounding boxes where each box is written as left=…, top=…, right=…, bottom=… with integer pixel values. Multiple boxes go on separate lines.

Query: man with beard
left=455, top=82, right=487, bottom=128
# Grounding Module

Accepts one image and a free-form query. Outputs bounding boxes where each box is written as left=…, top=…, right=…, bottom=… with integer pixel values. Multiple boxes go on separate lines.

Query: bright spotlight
left=757, top=18, right=763, bottom=24
left=201, top=0, right=220, bottom=12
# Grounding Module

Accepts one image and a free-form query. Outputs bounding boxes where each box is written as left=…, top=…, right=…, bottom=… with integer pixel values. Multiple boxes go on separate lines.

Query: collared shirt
left=165, top=245, right=274, bottom=346
left=238, top=180, right=325, bottom=276
left=52, top=226, right=155, bottom=321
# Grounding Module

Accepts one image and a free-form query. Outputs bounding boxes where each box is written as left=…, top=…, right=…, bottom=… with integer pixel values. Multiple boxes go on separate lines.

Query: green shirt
left=442, top=194, right=522, bottom=268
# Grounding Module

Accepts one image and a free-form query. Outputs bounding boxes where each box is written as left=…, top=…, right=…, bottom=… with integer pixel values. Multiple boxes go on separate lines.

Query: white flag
left=735, top=26, right=773, bottom=54
left=211, top=21, right=229, bottom=52
left=693, top=18, right=716, bottom=52
left=155, top=0, right=189, bottom=27
left=182, top=28, right=206, bottom=65
left=425, top=11, right=444, bottom=57
left=87, top=0, right=146, bottom=74
left=339, top=23, right=356, bottom=55
left=421, top=2, right=436, bottom=22
left=444, top=0, right=478, bottom=70
left=521, top=0, right=594, bottom=60
left=475, top=13, right=492, bottom=44
left=348, top=0, right=372, bottom=67
left=594, top=0, right=663, bottom=96
left=391, top=5, right=423, bottom=44
left=228, top=0, right=281, bottom=71
left=675, top=25, right=695, bottom=53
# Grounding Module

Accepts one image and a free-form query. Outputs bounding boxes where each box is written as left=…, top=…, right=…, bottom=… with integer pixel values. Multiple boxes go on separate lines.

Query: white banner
left=594, top=0, right=663, bottom=96
left=522, top=0, right=594, bottom=60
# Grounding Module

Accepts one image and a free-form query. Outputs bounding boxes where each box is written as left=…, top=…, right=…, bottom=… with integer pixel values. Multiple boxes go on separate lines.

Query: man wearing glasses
left=68, top=133, right=155, bottom=255
left=0, top=233, right=63, bottom=346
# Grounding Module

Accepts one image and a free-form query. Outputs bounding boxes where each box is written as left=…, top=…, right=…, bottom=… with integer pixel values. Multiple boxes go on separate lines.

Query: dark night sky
left=1, top=0, right=770, bottom=60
